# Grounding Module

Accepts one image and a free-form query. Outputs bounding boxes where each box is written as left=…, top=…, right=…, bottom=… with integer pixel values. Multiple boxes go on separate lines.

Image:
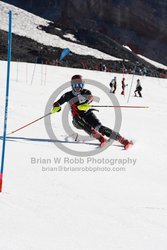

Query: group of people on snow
left=109, top=77, right=142, bottom=97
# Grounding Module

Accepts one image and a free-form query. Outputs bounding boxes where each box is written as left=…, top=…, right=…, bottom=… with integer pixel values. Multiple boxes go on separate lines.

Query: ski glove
left=51, top=106, right=61, bottom=113
left=77, top=103, right=91, bottom=111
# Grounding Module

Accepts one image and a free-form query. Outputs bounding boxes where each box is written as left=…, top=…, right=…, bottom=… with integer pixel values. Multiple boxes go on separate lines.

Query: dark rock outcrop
left=3, top=0, right=167, bottom=65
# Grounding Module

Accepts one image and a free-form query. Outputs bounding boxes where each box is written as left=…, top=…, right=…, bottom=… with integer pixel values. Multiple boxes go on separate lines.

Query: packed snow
left=138, top=54, right=167, bottom=70
left=122, top=45, right=167, bottom=70
left=63, top=33, right=78, bottom=42
left=0, top=60, right=167, bottom=250
left=123, top=45, right=132, bottom=51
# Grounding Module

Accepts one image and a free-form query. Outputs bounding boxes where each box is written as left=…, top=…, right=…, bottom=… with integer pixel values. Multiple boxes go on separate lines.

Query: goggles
left=72, top=83, right=84, bottom=89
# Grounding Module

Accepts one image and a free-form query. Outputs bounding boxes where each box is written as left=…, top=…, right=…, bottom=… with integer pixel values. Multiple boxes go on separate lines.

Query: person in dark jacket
left=121, top=78, right=128, bottom=95
left=134, top=79, right=142, bottom=97
left=109, top=76, right=117, bottom=94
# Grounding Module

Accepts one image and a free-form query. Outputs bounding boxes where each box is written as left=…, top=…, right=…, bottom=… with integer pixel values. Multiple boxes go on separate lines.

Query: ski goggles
left=72, top=83, right=84, bottom=89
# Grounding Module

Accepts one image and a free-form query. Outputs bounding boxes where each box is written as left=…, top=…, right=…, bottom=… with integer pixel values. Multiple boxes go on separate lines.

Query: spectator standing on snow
left=109, top=76, right=117, bottom=94
left=134, top=79, right=142, bottom=97
left=121, top=78, right=128, bottom=96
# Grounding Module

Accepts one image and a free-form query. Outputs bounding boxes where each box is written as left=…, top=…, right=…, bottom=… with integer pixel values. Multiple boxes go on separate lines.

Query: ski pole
left=77, top=103, right=149, bottom=110
left=91, top=105, right=149, bottom=108
left=7, top=112, right=51, bottom=135
left=127, top=66, right=136, bottom=103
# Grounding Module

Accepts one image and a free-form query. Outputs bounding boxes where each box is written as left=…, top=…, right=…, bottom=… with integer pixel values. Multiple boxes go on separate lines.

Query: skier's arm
left=83, top=89, right=94, bottom=104
left=53, top=92, right=69, bottom=106
left=52, top=105, right=61, bottom=113
left=52, top=101, right=62, bottom=113
left=52, top=92, right=70, bottom=113
left=87, top=94, right=94, bottom=103
left=76, top=90, right=93, bottom=110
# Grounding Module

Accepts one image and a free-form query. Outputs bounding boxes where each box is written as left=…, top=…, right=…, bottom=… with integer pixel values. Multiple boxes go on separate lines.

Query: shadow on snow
left=0, top=135, right=99, bottom=146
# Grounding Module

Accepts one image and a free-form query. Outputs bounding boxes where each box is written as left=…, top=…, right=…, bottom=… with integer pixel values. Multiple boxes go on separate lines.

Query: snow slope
left=0, top=61, right=167, bottom=250
left=138, top=54, right=167, bottom=70
left=1, top=1, right=167, bottom=69
left=0, top=1, right=121, bottom=61
left=123, top=45, right=167, bottom=70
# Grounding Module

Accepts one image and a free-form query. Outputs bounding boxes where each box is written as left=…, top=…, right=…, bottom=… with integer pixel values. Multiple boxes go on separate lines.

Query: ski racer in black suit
left=52, top=75, right=132, bottom=149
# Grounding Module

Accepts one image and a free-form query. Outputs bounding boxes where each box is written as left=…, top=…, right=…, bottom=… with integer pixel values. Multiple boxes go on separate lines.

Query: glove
left=77, top=103, right=91, bottom=111
left=51, top=106, right=61, bottom=113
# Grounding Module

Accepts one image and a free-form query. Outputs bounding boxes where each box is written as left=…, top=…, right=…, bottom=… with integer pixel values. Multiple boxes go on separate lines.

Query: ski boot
left=117, top=135, right=133, bottom=150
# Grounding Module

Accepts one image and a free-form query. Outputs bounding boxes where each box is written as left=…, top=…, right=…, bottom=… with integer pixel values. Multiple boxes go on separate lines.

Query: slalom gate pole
left=122, top=63, right=125, bottom=79
left=44, top=60, right=48, bottom=86
left=7, top=112, right=52, bottom=136
left=91, top=105, right=149, bottom=108
left=0, top=11, right=12, bottom=192
left=127, top=66, right=136, bottom=103
left=16, top=59, right=19, bottom=82
left=26, top=62, right=28, bottom=84
left=30, top=57, right=38, bottom=85
left=41, top=61, right=43, bottom=85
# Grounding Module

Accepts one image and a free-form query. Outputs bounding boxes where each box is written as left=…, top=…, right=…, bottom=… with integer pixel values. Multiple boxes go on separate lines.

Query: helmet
left=71, top=75, right=84, bottom=91
left=114, top=76, right=116, bottom=80
left=137, top=79, right=140, bottom=82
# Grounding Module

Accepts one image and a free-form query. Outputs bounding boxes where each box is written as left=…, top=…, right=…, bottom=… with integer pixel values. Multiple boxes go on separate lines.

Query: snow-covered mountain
left=3, top=0, right=167, bottom=65
left=0, top=1, right=120, bottom=60
left=4, top=0, right=167, bottom=64
left=0, top=60, right=167, bottom=250
left=1, top=1, right=167, bottom=76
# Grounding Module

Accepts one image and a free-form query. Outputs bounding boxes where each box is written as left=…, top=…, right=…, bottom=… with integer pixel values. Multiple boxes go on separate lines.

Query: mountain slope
left=0, top=61, right=167, bottom=250
left=3, top=0, right=167, bottom=65
left=0, top=1, right=165, bottom=77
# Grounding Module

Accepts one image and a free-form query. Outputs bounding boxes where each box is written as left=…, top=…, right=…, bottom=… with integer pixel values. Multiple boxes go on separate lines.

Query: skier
left=52, top=75, right=132, bottom=149
left=121, top=78, right=128, bottom=96
left=109, top=76, right=117, bottom=94
left=134, top=79, right=142, bottom=97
